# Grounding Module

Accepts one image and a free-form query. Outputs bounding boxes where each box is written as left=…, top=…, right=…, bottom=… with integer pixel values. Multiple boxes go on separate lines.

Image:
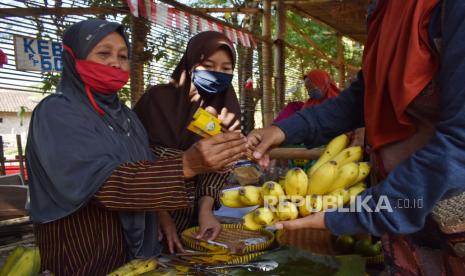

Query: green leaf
left=229, top=246, right=365, bottom=276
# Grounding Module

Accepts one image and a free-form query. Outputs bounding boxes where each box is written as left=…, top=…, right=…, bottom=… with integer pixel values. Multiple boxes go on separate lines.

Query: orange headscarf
left=363, top=0, right=440, bottom=151
left=303, top=69, right=340, bottom=108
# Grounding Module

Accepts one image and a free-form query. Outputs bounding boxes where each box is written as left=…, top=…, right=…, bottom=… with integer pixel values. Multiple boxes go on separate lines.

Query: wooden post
left=16, top=135, right=25, bottom=182
left=0, top=136, right=5, bottom=175
left=130, top=16, right=150, bottom=106
left=262, top=0, right=274, bottom=127
left=274, top=0, right=286, bottom=112
left=337, top=34, right=346, bottom=87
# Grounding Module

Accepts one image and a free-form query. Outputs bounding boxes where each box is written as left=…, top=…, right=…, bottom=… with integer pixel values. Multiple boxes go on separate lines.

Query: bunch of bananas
left=220, top=134, right=371, bottom=231
left=0, top=246, right=40, bottom=276
left=107, top=258, right=158, bottom=276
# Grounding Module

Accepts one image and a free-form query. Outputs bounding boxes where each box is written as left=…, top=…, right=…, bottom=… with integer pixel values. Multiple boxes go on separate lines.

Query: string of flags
left=126, top=0, right=256, bottom=48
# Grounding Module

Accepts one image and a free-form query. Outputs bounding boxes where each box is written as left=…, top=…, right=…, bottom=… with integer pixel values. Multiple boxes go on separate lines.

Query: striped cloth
left=35, top=155, right=190, bottom=276
left=151, top=146, right=228, bottom=233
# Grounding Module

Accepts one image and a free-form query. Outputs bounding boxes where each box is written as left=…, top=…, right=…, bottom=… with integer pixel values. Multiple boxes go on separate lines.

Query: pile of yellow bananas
left=0, top=246, right=40, bottom=276
left=107, top=258, right=157, bottom=276
left=220, top=134, right=371, bottom=231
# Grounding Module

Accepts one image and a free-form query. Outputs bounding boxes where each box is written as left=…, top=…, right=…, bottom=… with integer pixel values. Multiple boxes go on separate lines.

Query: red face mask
left=63, top=44, right=129, bottom=116
left=63, top=45, right=129, bottom=94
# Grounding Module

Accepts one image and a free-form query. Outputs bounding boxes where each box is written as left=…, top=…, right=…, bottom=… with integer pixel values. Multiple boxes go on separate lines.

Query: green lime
left=354, top=239, right=373, bottom=256
left=335, top=235, right=355, bottom=254
left=366, top=241, right=382, bottom=256
left=354, top=233, right=372, bottom=243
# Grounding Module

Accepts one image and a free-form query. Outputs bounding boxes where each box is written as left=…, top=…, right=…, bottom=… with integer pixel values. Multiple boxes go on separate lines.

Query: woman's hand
left=183, top=132, right=247, bottom=178
left=196, top=196, right=222, bottom=240
left=274, top=212, right=326, bottom=231
left=205, top=106, right=240, bottom=131
left=197, top=211, right=222, bottom=240
left=246, top=126, right=286, bottom=168
left=158, top=211, right=185, bottom=254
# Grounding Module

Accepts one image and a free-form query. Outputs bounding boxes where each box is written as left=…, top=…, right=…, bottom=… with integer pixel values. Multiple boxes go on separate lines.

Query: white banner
left=14, top=35, right=62, bottom=72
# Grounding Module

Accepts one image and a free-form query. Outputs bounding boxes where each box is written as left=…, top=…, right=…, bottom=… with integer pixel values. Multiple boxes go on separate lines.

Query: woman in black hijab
left=134, top=31, right=241, bottom=254
left=26, top=19, right=246, bottom=275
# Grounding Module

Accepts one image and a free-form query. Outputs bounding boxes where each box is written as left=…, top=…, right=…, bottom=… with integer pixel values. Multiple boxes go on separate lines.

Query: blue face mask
left=192, top=69, right=233, bottom=96
left=307, top=88, right=325, bottom=99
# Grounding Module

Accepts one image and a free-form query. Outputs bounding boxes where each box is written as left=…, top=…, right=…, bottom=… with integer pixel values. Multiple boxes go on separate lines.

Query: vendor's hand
left=246, top=126, right=285, bottom=167
left=274, top=212, right=326, bottom=231
left=197, top=210, right=222, bottom=240
left=348, top=128, right=365, bottom=147
left=158, top=211, right=185, bottom=254
left=183, top=132, right=247, bottom=178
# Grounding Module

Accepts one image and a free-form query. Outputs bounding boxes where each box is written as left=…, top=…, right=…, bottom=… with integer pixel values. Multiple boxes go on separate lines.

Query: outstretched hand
left=275, top=212, right=326, bottom=231
left=246, top=126, right=286, bottom=168
left=183, top=132, right=247, bottom=178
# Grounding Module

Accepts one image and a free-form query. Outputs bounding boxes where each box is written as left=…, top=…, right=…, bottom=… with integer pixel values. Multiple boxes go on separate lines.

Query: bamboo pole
left=0, top=7, right=124, bottom=17
left=0, top=216, right=30, bottom=227
left=287, top=19, right=331, bottom=63
left=269, top=147, right=322, bottom=160
left=284, top=41, right=359, bottom=74
left=262, top=0, right=274, bottom=127
left=274, top=0, right=286, bottom=113
left=129, top=16, right=149, bottom=106
left=16, top=135, right=25, bottom=182
left=195, top=7, right=262, bottom=14
left=337, top=34, right=346, bottom=87
left=0, top=136, right=5, bottom=175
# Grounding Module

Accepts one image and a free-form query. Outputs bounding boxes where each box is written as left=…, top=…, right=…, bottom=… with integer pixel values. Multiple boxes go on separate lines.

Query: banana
left=242, top=211, right=262, bottom=231
left=327, top=188, right=350, bottom=207
left=254, top=207, right=275, bottom=226
left=353, top=162, right=371, bottom=184
left=284, top=168, right=308, bottom=196
left=131, top=258, right=158, bottom=275
left=276, top=201, right=299, bottom=221
left=6, top=247, right=40, bottom=276
left=220, top=189, right=247, bottom=208
left=330, top=146, right=363, bottom=168
left=347, top=182, right=367, bottom=203
left=307, top=161, right=339, bottom=195
left=308, top=134, right=349, bottom=175
left=239, top=186, right=263, bottom=206
left=0, top=246, right=26, bottom=276
left=261, top=181, right=285, bottom=206
left=298, top=196, right=315, bottom=216
left=107, top=262, right=135, bottom=276
left=108, top=258, right=157, bottom=276
left=329, top=162, right=360, bottom=191
left=323, top=194, right=342, bottom=209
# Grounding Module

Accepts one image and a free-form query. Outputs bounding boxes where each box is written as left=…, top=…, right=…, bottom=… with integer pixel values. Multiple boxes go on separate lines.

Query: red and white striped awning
left=126, top=0, right=256, bottom=48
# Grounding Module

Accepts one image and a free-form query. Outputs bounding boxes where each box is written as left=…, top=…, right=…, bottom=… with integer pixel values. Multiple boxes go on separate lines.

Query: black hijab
left=26, top=19, right=160, bottom=259
left=133, top=31, right=241, bottom=150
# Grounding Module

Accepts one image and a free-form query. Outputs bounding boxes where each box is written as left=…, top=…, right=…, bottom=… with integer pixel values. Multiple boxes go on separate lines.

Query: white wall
left=0, top=112, right=31, bottom=158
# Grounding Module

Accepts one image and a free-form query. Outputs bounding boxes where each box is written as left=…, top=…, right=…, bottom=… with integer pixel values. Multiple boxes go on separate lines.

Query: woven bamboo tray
left=276, top=228, right=384, bottom=264
left=432, top=192, right=465, bottom=234
left=181, top=224, right=275, bottom=254
left=181, top=224, right=273, bottom=267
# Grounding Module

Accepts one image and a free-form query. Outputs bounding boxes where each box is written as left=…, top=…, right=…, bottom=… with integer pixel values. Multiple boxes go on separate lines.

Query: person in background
left=273, top=69, right=340, bottom=123
left=26, top=20, right=247, bottom=276
left=133, top=31, right=241, bottom=254
left=247, top=0, right=465, bottom=273
left=302, top=69, right=340, bottom=108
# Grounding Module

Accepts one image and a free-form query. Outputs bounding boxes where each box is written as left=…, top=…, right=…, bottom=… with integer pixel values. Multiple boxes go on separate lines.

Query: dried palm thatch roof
left=287, top=0, right=370, bottom=43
